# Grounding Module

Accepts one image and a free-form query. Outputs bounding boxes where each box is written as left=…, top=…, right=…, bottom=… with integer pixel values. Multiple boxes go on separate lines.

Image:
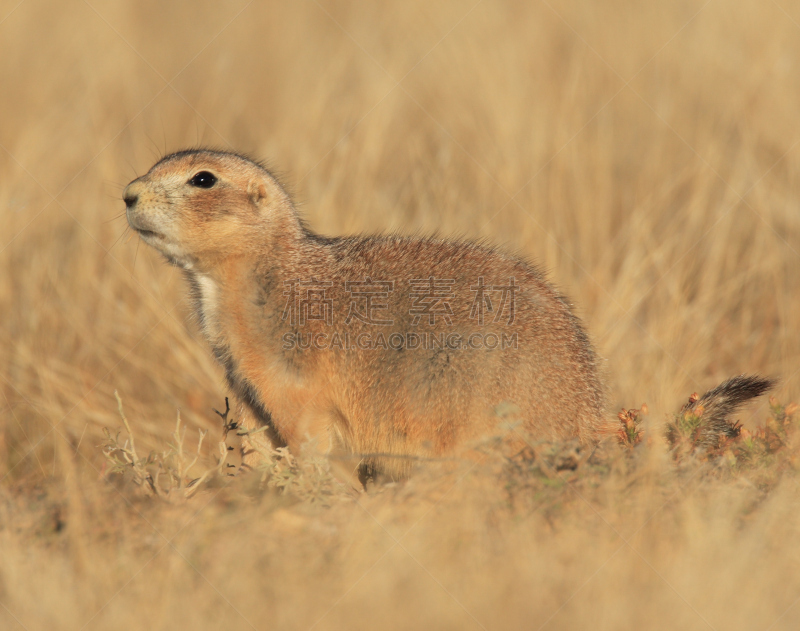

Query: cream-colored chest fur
left=195, top=274, right=223, bottom=346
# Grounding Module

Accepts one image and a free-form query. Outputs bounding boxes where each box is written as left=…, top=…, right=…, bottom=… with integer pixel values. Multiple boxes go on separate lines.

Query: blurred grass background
left=1, top=1, right=800, bottom=629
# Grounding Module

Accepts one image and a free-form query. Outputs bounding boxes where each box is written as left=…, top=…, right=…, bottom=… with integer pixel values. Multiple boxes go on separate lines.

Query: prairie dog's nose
left=123, top=181, right=141, bottom=209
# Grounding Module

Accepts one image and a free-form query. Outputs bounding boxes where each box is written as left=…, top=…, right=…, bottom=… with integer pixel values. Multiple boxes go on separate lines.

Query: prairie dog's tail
left=675, top=374, right=776, bottom=447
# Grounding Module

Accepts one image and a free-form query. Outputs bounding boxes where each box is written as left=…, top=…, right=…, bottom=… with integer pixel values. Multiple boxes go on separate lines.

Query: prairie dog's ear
left=247, top=179, right=269, bottom=207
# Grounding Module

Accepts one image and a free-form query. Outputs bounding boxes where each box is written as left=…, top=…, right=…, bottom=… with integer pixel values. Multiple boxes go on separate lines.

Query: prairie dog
left=124, top=149, right=608, bottom=478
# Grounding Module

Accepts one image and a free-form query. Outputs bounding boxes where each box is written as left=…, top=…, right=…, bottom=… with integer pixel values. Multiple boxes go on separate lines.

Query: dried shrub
left=103, top=393, right=343, bottom=506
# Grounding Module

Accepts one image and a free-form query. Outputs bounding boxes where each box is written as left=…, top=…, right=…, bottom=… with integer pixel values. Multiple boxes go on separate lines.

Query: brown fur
left=124, top=149, right=609, bottom=478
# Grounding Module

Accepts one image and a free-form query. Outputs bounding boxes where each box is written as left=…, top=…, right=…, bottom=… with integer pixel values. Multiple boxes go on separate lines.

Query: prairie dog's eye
left=188, top=171, right=217, bottom=188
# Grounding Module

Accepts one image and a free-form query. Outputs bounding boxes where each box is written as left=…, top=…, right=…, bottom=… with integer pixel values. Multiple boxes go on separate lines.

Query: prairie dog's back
left=320, top=235, right=603, bottom=443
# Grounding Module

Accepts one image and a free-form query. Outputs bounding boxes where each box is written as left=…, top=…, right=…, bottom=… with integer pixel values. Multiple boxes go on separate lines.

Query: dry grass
left=2, top=0, right=800, bottom=628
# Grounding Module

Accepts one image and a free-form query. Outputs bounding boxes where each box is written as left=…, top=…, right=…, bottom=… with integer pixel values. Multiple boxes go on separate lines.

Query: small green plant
left=724, top=397, right=799, bottom=470
left=617, top=404, right=647, bottom=448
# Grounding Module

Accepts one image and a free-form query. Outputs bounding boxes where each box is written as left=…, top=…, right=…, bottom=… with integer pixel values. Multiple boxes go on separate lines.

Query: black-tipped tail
left=687, top=374, right=775, bottom=418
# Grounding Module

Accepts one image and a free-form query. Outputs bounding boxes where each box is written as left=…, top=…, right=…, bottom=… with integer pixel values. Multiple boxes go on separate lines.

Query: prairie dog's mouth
left=134, top=227, right=162, bottom=240
left=127, top=214, right=165, bottom=241
left=125, top=210, right=192, bottom=268
left=128, top=222, right=192, bottom=268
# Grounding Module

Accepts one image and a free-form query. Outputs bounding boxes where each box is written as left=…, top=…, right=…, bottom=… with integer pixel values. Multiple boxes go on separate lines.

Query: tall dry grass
left=1, top=0, right=800, bottom=629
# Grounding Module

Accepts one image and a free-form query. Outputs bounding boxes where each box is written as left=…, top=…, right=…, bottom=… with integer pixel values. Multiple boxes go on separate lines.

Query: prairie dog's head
left=123, top=149, right=291, bottom=269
